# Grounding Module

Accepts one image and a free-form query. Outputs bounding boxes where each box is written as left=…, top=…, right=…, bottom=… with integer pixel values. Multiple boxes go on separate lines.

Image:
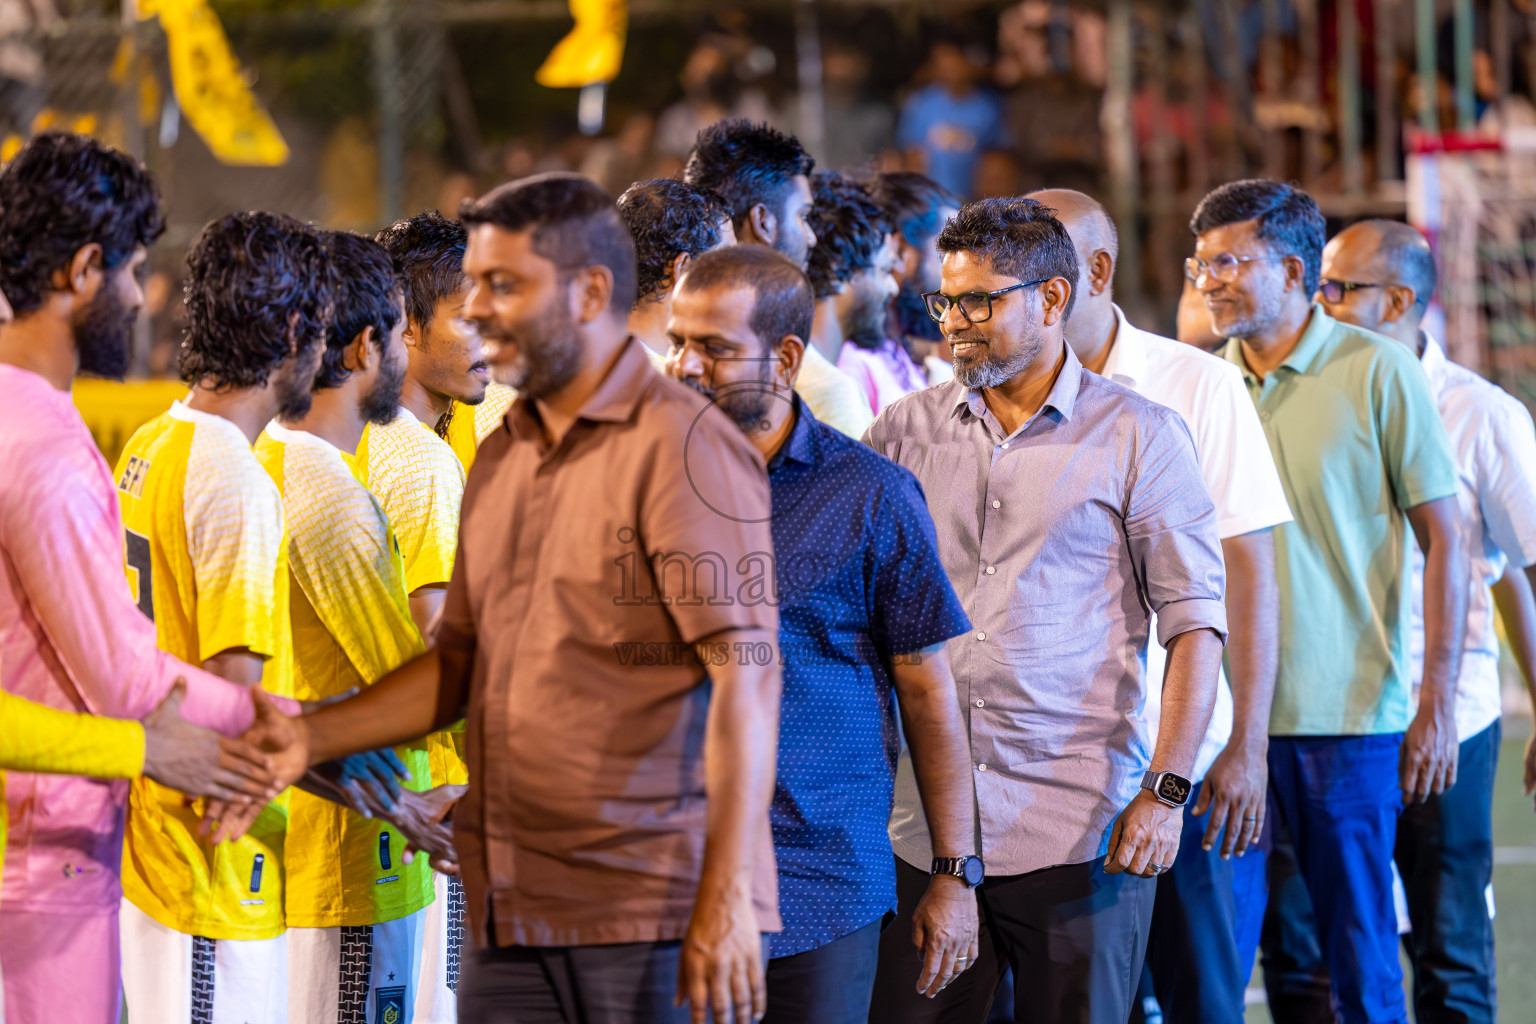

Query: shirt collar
left=767, top=392, right=818, bottom=472
left=263, top=419, right=334, bottom=453
left=571, top=335, right=655, bottom=424
left=507, top=335, right=654, bottom=439
left=953, top=341, right=1083, bottom=424
left=1098, top=304, right=1148, bottom=388
left=168, top=397, right=241, bottom=435
left=1224, top=304, right=1335, bottom=382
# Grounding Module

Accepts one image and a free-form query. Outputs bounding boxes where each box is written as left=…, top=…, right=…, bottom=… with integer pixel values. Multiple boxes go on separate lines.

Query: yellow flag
left=139, top=0, right=289, bottom=166
left=536, top=0, right=627, bottom=88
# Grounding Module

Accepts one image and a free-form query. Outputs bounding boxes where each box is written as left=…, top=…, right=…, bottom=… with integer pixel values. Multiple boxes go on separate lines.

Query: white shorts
left=289, top=909, right=426, bottom=1024
left=120, top=898, right=289, bottom=1024
left=414, top=874, right=465, bottom=1023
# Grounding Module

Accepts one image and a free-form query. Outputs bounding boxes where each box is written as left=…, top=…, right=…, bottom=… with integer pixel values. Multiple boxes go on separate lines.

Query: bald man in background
left=1028, top=189, right=1292, bottom=1022
left=1285, top=220, right=1536, bottom=1024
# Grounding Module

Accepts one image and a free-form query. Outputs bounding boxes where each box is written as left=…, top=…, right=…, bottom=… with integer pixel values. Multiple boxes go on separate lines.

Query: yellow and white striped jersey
left=255, top=422, right=435, bottom=928
left=355, top=407, right=464, bottom=594
left=444, top=381, right=515, bottom=474
left=355, top=407, right=469, bottom=786
left=115, top=400, right=292, bottom=940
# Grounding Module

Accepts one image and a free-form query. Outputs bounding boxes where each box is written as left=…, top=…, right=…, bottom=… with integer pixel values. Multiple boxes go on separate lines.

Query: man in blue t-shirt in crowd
left=898, top=40, right=1009, bottom=201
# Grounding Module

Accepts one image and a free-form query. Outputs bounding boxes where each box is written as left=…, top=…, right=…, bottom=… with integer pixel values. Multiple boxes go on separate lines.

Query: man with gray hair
left=1295, top=219, right=1536, bottom=1024
left=1189, top=180, right=1466, bottom=1023
left=1029, top=187, right=1292, bottom=1022
left=865, top=196, right=1228, bottom=1023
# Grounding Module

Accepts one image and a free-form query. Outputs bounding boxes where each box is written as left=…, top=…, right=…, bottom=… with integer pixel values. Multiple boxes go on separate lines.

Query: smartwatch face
left=1157, top=773, right=1192, bottom=805
left=962, top=857, right=985, bottom=887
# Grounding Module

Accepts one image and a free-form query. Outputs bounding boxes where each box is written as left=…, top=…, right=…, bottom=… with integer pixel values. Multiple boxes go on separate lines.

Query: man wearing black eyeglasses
left=1268, top=218, right=1536, bottom=1024
left=1031, top=187, right=1293, bottom=1024
left=866, top=196, right=1227, bottom=1024
left=1190, top=180, right=1468, bottom=1024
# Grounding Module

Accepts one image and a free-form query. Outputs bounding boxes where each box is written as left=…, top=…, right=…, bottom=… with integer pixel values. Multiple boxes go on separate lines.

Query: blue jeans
left=1145, top=781, right=1265, bottom=1023
left=1263, top=733, right=1409, bottom=1024
left=1395, top=718, right=1500, bottom=1023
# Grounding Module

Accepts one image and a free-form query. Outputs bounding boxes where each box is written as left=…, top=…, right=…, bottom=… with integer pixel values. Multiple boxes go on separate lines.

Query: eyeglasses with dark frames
left=1184, top=253, right=1287, bottom=284
left=1317, top=279, right=1383, bottom=304
left=923, top=278, right=1051, bottom=324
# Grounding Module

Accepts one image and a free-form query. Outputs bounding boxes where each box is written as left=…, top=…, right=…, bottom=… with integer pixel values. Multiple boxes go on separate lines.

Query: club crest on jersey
left=374, top=985, right=406, bottom=1024
left=117, top=455, right=151, bottom=498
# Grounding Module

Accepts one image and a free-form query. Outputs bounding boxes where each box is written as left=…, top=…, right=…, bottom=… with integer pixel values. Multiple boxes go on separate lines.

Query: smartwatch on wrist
left=1141, top=769, right=1193, bottom=808
left=931, top=855, right=985, bottom=888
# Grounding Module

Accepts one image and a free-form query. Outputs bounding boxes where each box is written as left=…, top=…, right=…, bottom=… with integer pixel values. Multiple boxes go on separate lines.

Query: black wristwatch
left=1141, top=769, right=1193, bottom=808
left=931, top=855, right=985, bottom=888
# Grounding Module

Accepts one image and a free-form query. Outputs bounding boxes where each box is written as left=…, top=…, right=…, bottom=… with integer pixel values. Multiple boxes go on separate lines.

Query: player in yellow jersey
left=366, top=212, right=486, bottom=1023
left=443, top=378, right=515, bottom=473
left=256, top=230, right=455, bottom=1024
left=360, top=210, right=511, bottom=479
left=113, top=212, right=334, bottom=1024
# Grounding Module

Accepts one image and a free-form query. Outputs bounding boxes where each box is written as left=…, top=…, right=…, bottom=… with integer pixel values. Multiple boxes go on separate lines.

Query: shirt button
left=976, top=631, right=987, bottom=641
left=985, top=566, right=996, bottom=575
left=977, top=763, right=988, bottom=772
left=1001, top=442, right=1009, bottom=449
left=992, top=499, right=1001, bottom=509
left=975, top=699, right=985, bottom=708
left=1260, top=411, right=1271, bottom=421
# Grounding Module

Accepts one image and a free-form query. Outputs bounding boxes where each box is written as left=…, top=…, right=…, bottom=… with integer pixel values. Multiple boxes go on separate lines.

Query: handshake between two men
left=198, top=681, right=464, bottom=876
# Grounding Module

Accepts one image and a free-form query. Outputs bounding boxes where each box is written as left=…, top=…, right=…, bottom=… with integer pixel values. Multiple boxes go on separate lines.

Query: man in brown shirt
left=251, top=174, right=785, bottom=1024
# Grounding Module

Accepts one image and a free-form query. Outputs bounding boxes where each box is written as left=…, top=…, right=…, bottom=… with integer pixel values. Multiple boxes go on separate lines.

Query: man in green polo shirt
left=1187, top=179, right=1467, bottom=1024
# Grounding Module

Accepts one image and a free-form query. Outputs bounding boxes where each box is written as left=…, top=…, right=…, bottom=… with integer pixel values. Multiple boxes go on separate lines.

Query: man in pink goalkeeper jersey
left=0, top=133, right=300, bottom=1024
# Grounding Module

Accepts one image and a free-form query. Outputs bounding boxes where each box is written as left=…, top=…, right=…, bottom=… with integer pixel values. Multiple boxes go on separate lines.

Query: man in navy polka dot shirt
left=666, top=244, right=980, bottom=1024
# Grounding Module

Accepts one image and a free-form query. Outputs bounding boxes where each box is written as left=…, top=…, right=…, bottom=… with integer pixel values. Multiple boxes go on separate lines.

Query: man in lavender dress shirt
left=865, top=197, right=1228, bottom=1024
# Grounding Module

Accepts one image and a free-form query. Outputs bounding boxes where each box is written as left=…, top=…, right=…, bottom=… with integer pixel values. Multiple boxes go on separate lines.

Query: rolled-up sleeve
left=1125, top=411, right=1229, bottom=647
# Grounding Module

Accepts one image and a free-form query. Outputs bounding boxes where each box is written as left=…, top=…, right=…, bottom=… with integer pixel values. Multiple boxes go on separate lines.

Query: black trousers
left=763, top=918, right=882, bottom=1024
left=457, top=940, right=690, bottom=1024
left=869, top=856, right=1155, bottom=1024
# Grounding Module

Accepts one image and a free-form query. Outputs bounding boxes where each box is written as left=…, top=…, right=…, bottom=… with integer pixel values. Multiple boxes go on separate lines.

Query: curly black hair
left=1190, top=179, right=1326, bottom=295
left=868, top=172, right=959, bottom=250
left=936, top=197, right=1079, bottom=321
left=0, top=132, right=164, bottom=316
left=178, top=212, right=334, bottom=390
left=459, top=172, right=637, bottom=312
left=682, top=119, right=815, bottom=236
left=374, top=211, right=466, bottom=329
left=314, top=231, right=402, bottom=391
left=616, top=179, right=732, bottom=303
left=805, top=171, right=890, bottom=301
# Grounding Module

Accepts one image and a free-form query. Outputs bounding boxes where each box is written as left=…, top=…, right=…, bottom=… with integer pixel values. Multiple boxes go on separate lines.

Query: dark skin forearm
left=1409, top=496, right=1468, bottom=723
left=1219, top=530, right=1279, bottom=750
left=1193, top=530, right=1279, bottom=857
left=679, top=626, right=782, bottom=1024
left=694, top=627, right=780, bottom=903
left=302, top=645, right=471, bottom=766
left=1492, top=565, right=1536, bottom=707
left=890, top=642, right=981, bottom=997
left=1402, top=495, right=1469, bottom=801
left=1151, top=628, right=1223, bottom=777
left=890, top=644, right=975, bottom=859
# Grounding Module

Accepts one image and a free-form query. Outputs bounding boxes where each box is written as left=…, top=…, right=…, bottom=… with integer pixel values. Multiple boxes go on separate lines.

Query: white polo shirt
left=1099, top=304, right=1294, bottom=781
left=1410, top=333, right=1536, bottom=741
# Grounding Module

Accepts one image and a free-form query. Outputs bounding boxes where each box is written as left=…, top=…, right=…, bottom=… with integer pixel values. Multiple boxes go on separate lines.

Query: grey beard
left=951, top=335, right=1039, bottom=390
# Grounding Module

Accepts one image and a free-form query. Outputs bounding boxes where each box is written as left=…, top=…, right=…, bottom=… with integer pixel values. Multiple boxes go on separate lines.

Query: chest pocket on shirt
left=124, top=527, right=154, bottom=621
